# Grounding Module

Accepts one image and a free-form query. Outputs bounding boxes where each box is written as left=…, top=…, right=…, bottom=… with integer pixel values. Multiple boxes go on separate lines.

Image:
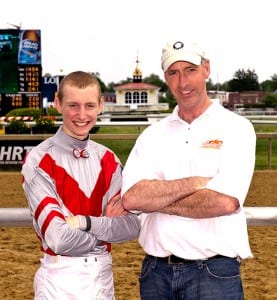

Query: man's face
left=164, top=60, right=210, bottom=112
left=56, top=84, right=102, bottom=140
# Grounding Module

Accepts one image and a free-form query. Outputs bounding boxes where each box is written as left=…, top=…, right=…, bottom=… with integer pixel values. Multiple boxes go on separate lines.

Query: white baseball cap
left=161, top=40, right=208, bottom=72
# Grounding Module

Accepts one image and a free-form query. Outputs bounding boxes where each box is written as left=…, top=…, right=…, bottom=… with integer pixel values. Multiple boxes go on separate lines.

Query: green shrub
left=6, top=108, right=42, bottom=120
left=33, top=117, right=57, bottom=133
left=6, top=107, right=61, bottom=120
left=47, top=107, right=61, bottom=117
left=6, top=120, right=29, bottom=134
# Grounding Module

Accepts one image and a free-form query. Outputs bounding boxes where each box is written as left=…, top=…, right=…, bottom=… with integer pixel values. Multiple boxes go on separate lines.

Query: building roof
left=114, top=82, right=159, bottom=91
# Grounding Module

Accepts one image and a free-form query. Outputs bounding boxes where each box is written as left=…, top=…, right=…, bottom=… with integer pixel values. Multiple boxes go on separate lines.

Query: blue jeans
left=139, top=255, right=243, bottom=300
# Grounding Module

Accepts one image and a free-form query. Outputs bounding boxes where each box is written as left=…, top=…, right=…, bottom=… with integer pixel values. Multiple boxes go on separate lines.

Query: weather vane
left=6, top=22, right=22, bottom=29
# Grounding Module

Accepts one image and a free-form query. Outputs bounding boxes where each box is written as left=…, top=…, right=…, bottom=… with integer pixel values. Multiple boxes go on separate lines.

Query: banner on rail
left=0, top=139, right=41, bottom=170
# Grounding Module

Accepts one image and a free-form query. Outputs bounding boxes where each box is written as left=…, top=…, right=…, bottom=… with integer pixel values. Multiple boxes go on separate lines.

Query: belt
left=44, top=254, right=97, bottom=264
left=148, top=254, right=227, bottom=265
left=43, top=253, right=111, bottom=264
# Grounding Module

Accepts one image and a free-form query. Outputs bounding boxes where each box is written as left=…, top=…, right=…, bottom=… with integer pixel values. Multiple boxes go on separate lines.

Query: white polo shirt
left=122, top=101, right=256, bottom=259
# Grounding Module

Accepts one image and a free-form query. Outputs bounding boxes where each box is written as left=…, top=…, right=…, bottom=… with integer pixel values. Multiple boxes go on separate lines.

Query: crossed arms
left=122, top=176, right=239, bottom=218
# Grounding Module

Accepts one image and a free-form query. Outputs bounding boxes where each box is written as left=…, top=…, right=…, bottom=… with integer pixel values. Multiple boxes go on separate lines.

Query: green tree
left=260, top=74, right=277, bottom=92
left=261, top=93, right=277, bottom=108
left=106, top=82, right=116, bottom=92
left=91, top=72, right=107, bottom=92
left=144, top=73, right=167, bottom=92
left=206, top=78, right=226, bottom=91
left=227, top=69, right=259, bottom=92
left=206, top=78, right=215, bottom=91
left=143, top=73, right=176, bottom=108
left=105, top=79, right=132, bottom=92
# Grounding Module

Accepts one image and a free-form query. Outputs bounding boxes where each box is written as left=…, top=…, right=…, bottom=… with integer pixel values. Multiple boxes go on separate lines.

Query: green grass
left=97, top=139, right=135, bottom=165
left=96, top=138, right=277, bottom=170
left=97, top=125, right=147, bottom=134
left=254, top=125, right=277, bottom=133
left=255, top=138, right=277, bottom=169
left=92, top=125, right=277, bottom=169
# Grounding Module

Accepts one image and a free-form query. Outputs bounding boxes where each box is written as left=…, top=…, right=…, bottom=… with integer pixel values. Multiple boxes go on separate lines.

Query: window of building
left=133, top=92, right=139, bottom=103
left=125, top=92, right=132, bottom=104
left=141, top=92, right=148, bottom=103
left=124, top=91, right=149, bottom=104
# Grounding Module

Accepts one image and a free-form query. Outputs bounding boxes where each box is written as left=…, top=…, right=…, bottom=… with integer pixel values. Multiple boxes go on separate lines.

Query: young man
left=22, top=71, right=140, bottom=300
left=122, top=40, right=256, bottom=299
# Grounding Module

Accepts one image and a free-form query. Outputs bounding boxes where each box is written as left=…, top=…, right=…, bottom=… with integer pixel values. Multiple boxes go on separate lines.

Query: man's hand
left=65, top=216, right=79, bottom=228
left=104, top=193, right=128, bottom=217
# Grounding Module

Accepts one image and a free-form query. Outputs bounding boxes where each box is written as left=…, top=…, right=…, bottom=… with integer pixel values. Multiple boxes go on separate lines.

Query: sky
left=1, top=0, right=276, bottom=85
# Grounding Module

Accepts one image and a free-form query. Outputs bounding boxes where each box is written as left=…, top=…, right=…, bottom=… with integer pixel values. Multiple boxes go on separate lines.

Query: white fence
left=0, top=207, right=276, bottom=227
left=0, top=118, right=276, bottom=226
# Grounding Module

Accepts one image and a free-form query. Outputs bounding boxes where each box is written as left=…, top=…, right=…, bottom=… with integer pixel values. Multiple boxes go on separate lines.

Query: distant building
left=102, top=57, right=169, bottom=114
left=207, top=90, right=267, bottom=110
left=226, top=91, right=266, bottom=110
left=207, top=90, right=227, bottom=105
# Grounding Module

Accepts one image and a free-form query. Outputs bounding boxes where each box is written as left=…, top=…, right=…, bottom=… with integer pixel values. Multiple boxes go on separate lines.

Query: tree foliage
left=261, top=93, right=277, bottom=108
left=143, top=73, right=167, bottom=92
left=227, top=69, right=259, bottom=92
left=90, top=72, right=107, bottom=92
left=143, top=74, right=176, bottom=107
left=41, top=69, right=277, bottom=113
left=260, top=74, right=277, bottom=92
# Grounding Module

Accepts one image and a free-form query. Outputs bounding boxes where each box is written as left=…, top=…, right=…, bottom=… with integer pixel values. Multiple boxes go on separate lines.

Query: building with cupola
left=102, top=57, right=169, bottom=114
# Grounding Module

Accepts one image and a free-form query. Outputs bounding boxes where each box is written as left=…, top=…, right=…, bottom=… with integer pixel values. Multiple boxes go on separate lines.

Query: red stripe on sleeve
left=35, top=197, right=60, bottom=221
left=41, top=210, right=65, bottom=237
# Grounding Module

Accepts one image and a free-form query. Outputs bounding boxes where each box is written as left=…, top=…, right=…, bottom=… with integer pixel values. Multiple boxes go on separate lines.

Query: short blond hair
left=57, top=71, right=101, bottom=102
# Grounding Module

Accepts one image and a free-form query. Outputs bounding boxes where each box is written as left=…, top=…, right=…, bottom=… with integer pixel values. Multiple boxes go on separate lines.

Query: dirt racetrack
left=0, top=171, right=276, bottom=299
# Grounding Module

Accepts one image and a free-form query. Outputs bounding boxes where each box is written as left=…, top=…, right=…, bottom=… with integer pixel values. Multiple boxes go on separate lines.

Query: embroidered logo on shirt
left=201, top=139, right=223, bottom=150
left=73, top=149, right=90, bottom=158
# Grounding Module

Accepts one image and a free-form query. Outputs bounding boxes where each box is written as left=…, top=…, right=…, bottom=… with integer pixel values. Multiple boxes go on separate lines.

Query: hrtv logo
left=0, top=146, right=34, bottom=161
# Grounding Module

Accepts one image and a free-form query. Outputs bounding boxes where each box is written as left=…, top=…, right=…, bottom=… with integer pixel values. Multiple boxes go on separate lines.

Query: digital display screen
left=0, top=29, right=42, bottom=115
left=0, top=29, right=19, bottom=94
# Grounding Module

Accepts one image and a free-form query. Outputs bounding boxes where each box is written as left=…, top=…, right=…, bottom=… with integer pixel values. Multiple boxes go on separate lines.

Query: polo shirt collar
left=169, top=99, right=220, bottom=124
